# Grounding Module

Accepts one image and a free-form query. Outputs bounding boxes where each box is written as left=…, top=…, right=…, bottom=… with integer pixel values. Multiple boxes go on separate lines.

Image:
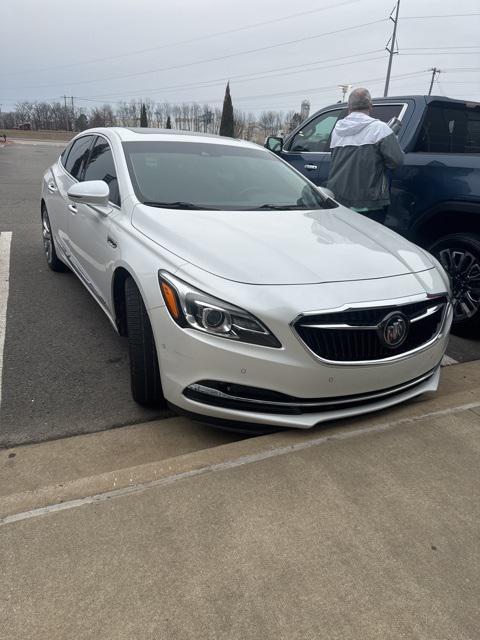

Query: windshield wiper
left=144, top=201, right=217, bottom=210
left=254, top=203, right=309, bottom=210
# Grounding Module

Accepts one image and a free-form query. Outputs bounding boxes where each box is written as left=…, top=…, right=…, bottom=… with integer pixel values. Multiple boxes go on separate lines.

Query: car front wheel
left=41, top=207, right=68, bottom=272
left=429, top=233, right=480, bottom=337
left=125, top=276, right=166, bottom=407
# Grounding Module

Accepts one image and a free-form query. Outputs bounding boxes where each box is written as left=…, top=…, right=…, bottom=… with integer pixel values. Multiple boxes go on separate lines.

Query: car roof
left=80, top=127, right=261, bottom=149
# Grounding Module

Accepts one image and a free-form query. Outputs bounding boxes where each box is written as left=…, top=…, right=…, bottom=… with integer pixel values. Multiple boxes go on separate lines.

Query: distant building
left=300, top=100, right=310, bottom=120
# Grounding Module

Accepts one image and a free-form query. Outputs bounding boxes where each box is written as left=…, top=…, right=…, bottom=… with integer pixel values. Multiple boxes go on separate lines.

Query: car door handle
left=47, top=181, right=57, bottom=193
left=304, top=164, right=318, bottom=170
left=107, top=236, right=118, bottom=249
left=68, top=204, right=78, bottom=214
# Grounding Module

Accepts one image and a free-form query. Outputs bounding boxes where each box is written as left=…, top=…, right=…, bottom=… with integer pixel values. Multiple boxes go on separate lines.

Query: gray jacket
left=327, top=112, right=404, bottom=210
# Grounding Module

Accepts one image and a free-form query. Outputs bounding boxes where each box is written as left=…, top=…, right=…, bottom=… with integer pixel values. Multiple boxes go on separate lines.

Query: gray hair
left=348, top=88, right=372, bottom=111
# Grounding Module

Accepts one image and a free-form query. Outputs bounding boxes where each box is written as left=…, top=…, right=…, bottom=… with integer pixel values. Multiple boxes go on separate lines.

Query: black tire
left=429, top=233, right=480, bottom=338
left=125, top=277, right=166, bottom=407
left=41, top=207, right=68, bottom=272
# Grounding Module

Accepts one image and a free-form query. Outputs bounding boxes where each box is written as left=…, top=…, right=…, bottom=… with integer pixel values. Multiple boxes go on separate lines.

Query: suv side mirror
left=67, top=180, right=112, bottom=215
left=265, top=136, right=284, bottom=153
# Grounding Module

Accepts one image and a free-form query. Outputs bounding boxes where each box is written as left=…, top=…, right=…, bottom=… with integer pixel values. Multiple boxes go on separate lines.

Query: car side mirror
left=265, top=136, right=284, bottom=153
left=67, top=180, right=112, bottom=215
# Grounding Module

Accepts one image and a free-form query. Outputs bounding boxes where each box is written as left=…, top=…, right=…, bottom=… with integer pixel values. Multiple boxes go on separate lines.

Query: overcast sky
left=1, top=0, right=479, bottom=115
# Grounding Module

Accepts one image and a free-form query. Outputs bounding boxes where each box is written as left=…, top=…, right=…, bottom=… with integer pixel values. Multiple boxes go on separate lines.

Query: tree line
left=1, top=88, right=305, bottom=141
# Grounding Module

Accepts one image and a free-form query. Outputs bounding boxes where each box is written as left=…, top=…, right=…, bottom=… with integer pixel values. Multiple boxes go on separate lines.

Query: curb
left=1, top=360, right=480, bottom=522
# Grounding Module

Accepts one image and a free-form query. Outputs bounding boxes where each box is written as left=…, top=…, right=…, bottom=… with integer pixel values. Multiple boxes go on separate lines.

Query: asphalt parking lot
left=1, top=140, right=479, bottom=447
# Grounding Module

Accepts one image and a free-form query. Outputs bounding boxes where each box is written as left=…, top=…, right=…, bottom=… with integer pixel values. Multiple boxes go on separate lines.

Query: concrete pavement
left=1, top=361, right=480, bottom=639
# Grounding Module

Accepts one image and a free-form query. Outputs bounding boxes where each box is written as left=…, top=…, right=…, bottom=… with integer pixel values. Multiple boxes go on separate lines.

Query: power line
left=402, top=12, right=480, bottom=19
left=66, top=69, right=431, bottom=110
left=145, top=69, right=431, bottom=106
left=75, top=51, right=386, bottom=103
left=403, top=45, right=480, bottom=50
left=400, top=52, right=480, bottom=56
left=2, top=18, right=388, bottom=92
left=0, top=1, right=359, bottom=79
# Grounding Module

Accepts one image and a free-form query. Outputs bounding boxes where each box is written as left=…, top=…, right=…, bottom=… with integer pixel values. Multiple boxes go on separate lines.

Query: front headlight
left=158, top=271, right=281, bottom=348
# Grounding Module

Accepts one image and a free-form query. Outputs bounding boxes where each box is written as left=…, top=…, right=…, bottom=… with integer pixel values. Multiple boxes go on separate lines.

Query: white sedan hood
left=132, top=204, right=434, bottom=285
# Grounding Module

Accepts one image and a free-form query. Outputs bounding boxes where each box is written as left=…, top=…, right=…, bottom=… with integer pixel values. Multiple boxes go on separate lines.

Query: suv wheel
left=41, top=207, right=68, bottom=272
left=429, top=233, right=480, bottom=337
left=125, top=276, right=166, bottom=407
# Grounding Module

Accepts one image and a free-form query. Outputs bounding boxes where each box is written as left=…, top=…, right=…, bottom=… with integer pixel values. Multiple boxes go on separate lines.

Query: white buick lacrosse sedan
left=41, top=128, right=452, bottom=430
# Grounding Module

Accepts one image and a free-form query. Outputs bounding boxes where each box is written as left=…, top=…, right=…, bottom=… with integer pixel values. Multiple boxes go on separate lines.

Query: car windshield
left=122, top=140, right=334, bottom=211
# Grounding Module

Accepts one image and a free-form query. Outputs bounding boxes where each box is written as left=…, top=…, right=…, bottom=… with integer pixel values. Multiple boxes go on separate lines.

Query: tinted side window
left=415, top=103, right=480, bottom=154
left=466, top=107, right=480, bottom=153
left=60, top=141, right=73, bottom=167
left=64, top=136, right=93, bottom=179
left=289, top=110, right=345, bottom=152
left=371, top=104, right=405, bottom=123
left=83, top=137, right=120, bottom=205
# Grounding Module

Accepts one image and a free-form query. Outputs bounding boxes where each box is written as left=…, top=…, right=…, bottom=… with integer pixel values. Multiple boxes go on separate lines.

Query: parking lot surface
left=1, top=141, right=479, bottom=447
left=1, top=378, right=480, bottom=639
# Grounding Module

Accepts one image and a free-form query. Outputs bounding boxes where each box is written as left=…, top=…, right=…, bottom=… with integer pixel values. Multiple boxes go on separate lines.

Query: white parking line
left=0, top=232, right=12, bottom=407
left=442, top=355, right=458, bottom=366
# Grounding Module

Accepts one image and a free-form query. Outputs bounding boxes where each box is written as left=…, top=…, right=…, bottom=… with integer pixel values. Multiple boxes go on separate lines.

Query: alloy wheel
left=42, top=212, right=53, bottom=264
left=438, top=247, right=480, bottom=320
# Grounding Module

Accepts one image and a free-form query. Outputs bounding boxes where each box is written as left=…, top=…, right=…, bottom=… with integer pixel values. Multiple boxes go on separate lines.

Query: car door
left=281, top=109, right=345, bottom=185
left=67, top=135, right=121, bottom=308
left=46, top=136, right=94, bottom=259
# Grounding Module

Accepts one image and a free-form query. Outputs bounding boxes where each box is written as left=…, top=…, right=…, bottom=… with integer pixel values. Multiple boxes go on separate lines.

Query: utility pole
left=70, top=96, right=75, bottom=130
left=428, top=68, right=441, bottom=95
left=63, top=95, right=69, bottom=131
left=384, top=0, right=400, bottom=97
left=338, top=84, right=351, bottom=102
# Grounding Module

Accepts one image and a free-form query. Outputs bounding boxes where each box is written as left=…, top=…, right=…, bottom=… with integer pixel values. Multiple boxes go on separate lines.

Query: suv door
left=68, top=135, right=121, bottom=309
left=287, top=102, right=409, bottom=188
left=281, top=109, right=345, bottom=184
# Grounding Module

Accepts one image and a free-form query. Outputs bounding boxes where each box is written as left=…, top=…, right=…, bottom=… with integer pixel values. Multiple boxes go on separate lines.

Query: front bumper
left=151, top=299, right=451, bottom=429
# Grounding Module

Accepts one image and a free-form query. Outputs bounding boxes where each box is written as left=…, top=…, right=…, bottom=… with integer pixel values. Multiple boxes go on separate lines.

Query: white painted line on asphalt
left=2, top=398, right=480, bottom=527
left=0, top=232, right=12, bottom=409
left=442, top=355, right=459, bottom=366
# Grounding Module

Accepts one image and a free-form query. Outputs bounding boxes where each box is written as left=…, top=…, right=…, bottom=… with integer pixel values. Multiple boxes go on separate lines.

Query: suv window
left=415, top=102, right=480, bottom=153
left=64, top=136, right=94, bottom=179
left=83, top=136, right=120, bottom=206
left=371, top=104, right=405, bottom=123
left=289, top=109, right=345, bottom=153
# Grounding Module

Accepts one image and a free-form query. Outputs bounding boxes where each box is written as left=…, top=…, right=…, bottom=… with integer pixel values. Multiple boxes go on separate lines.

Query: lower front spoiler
left=171, top=365, right=441, bottom=431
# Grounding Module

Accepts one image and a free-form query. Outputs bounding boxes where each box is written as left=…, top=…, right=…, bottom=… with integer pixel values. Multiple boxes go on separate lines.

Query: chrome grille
left=294, top=296, right=448, bottom=363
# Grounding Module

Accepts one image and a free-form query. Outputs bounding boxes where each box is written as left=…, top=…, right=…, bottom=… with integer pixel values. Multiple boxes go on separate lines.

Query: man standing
left=327, top=87, right=404, bottom=224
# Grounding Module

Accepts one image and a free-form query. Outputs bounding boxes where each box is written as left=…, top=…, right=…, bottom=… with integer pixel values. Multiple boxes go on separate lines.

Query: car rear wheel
left=41, top=207, right=68, bottom=272
left=125, top=276, right=166, bottom=407
left=429, top=233, right=480, bottom=337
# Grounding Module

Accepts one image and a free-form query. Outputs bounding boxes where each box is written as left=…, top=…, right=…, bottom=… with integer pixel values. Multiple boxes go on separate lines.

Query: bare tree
left=258, top=111, right=277, bottom=137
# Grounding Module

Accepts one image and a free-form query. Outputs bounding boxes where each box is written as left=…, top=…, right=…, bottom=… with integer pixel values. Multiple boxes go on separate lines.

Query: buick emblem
left=379, top=312, right=409, bottom=349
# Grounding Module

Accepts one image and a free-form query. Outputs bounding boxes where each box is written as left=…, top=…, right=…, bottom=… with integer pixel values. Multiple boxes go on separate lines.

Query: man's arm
left=378, top=131, right=405, bottom=169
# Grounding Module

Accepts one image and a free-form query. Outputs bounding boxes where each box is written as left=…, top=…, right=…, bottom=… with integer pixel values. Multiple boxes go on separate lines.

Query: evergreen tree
left=219, top=82, right=234, bottom=137
left=166, top=115, right=172, bottom=129
left=75, top=113, right=89, bottom=131
left=140, top=103, right=148, bottom=127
